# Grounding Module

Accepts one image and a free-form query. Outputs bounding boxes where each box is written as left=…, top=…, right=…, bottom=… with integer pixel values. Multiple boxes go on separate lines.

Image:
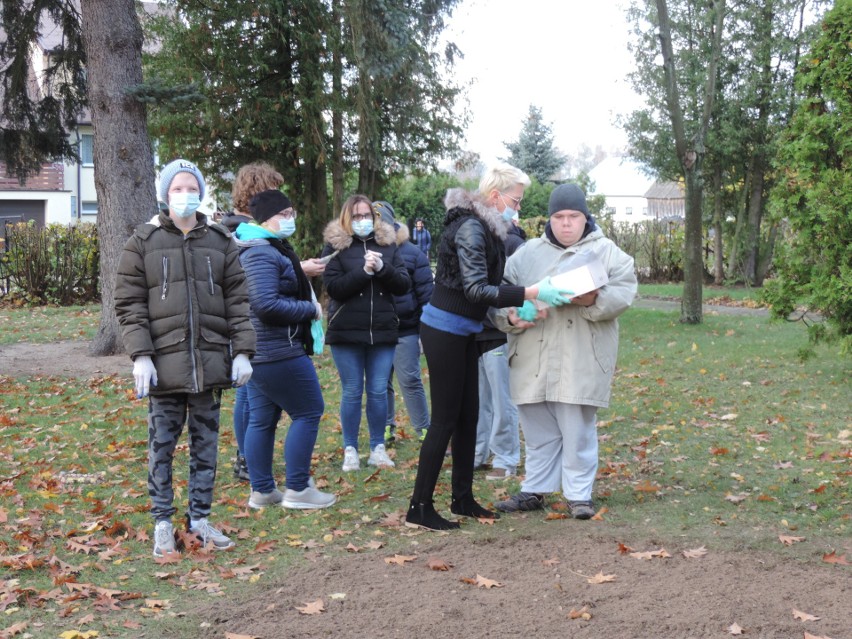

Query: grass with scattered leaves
left=0, top=302, right=848, bottom=637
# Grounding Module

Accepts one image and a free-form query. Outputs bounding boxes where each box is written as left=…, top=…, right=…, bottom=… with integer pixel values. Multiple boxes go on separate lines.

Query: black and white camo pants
left=147, top=390, right=222, bottom=522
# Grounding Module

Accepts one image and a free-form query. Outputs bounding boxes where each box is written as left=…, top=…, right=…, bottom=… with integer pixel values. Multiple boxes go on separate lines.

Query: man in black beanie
left=492, top=183, right=637, bottom=520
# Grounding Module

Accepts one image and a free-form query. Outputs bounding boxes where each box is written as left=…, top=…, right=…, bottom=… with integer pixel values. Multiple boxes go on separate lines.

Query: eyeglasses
left=500, top=192, right=523, bottom=207
left=279, top=208, right=297, bottom=220
left=351, top=213, right=373, bottom=222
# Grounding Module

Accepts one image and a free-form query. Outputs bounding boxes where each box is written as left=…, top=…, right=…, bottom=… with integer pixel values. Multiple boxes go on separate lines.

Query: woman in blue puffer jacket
left=235, top=190, right=336, bottom=511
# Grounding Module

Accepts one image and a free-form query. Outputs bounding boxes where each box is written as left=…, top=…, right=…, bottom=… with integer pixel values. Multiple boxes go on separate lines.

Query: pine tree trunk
left=80, top=0, right=157, bottom=356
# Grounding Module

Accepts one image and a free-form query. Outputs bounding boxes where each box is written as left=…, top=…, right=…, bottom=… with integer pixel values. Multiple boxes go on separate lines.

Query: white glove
left=231, top=353, right=253, bottom=387
left=372, top=254, right=384, bottom=273
left=133, top=355, right=158, bottom=398
left=313, top=301, right=323, bottom=320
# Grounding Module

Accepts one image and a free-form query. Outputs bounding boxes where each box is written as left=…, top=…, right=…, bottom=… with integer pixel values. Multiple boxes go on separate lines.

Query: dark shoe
left=568, top=500, right=595, bottom=520
left=450, top=496, right=500, bottom=520
left=233, top=455, right=249, bottom=482
left=495, top=491, right=545, bottom=513
left=404, top=501, right=460, bottom=531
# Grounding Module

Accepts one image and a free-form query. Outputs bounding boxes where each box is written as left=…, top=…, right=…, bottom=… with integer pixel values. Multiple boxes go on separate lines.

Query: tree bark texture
left=80, top=0, right=157, bottom=355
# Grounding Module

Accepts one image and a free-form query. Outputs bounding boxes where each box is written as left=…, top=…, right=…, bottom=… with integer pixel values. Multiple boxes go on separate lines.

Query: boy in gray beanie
left=492, top=182, right=636, bottom=520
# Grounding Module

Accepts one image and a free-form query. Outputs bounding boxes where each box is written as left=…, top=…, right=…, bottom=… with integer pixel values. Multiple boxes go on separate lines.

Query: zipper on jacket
left=365, top=240, right=375, bottom=344
left=206, top=256, right=214, bottom=295
left=161, top=256, right=169, bottom=300
left=185, top=235, right=199, bottom=392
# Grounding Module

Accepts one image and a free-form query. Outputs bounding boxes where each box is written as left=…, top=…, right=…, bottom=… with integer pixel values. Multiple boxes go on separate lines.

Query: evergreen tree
left=0, top=0, right=158, bottom=355
left=503, top=105, right=566, bottom=183
left=763, top=0, right=852, bottom=353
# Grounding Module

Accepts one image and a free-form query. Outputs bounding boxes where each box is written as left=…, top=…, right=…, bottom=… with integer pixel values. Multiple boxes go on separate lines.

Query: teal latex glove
left=310, top=319, right=325, bottom=355
left=535, top=276, right=573, bottom=307
left=516, top=300, right=538, bottom=322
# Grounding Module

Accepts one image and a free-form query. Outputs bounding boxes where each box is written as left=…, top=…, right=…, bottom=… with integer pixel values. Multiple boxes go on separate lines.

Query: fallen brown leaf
left=591, top=506, right=608, bottom=520
left=568, top=605, right=592, bottom=620
left=681, top=546, right=708, bottom=559
left=633, top=480, right=660, bottom=493
left=803, top=632, right=835, bottom=639
left=384, top=554, right=417, bottom=566
left=822, top=551, right=849, bottom=565
left=225, top=633, right=260, bottom=639
left=542, top=557, right=560, bottom=567
left=295, top=599, right=325, bottom=615
left=425, top=557, right=453, bottom=571
left=792, top=609, right=821, bottom=622
left=629, top=548, right=671, bottom=560
left=617, top=542, right=634, bottom=554
left=587, top=571, right=616, bottom=584
left=779, top=535, right=805, bottom=546
left=473, top=574, right=503, bottom=589
left=545, top=512, right=569, bottom=520
left=728, top=622, right=744, bottom=635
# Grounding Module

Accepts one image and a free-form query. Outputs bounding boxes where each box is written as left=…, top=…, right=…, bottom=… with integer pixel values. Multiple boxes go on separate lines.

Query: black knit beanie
left=248, top=190, right=292, bottom=224
left=548, top=184, right=590, bottom=219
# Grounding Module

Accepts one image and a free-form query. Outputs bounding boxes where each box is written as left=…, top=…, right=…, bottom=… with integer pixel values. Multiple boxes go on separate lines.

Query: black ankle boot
left=233, top=455, right=249, bottom=482
left=450, top=496, right=500, bottom=520
left=405, top=501, right=460, bottom=531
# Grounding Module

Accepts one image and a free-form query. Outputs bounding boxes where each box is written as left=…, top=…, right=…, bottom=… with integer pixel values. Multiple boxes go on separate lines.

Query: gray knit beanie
left=373, top=200, right=396, bottom=227
left=158, top=159, right=207, bottom=202
left=548, top=184, right=590, bottom=219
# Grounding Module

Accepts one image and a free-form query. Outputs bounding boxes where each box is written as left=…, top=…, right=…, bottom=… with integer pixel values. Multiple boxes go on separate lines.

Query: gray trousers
left=148, top=390, right=222, bottom=522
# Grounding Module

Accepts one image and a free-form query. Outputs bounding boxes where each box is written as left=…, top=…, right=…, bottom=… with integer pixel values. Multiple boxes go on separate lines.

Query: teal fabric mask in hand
left=310, top=319, right=325, bottom=355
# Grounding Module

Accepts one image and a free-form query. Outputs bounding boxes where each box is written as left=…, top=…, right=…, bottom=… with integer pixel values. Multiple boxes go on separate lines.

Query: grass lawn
left=637, top=282, right=764, bottom=305
left=0, top=302, right=849, bottom=637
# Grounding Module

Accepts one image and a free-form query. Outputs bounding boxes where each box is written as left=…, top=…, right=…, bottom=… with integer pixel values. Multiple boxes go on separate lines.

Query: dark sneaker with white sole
left=568, top=500, right=596, bottom=520
left=495, top=491, right=545, bottom=513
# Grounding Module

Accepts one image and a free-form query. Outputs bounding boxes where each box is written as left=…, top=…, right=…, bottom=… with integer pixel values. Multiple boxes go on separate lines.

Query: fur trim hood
left=394, top=223, right=411, bottom=245
left=444, top=188, right=509, bottom=241
left=322, top=218, right=398, bottom=251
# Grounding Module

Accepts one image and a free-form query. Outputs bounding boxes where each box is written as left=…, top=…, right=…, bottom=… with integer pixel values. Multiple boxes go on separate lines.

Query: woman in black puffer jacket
left=322, top=195, right=410, bottom=472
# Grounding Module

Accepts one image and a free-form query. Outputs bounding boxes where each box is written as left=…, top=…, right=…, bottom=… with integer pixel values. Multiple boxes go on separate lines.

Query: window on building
left=625, top=207, right=633, bottom=216
left=606, top=207, right=616, bottom=216
left=80, top=134, right=94, bottom=166
left=642, top=207, right=649, bottom=216
left=81, top=201, right=98, bottom=217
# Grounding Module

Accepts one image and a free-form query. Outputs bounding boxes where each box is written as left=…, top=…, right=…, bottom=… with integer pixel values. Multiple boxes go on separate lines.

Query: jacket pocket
left=153, top=327, right=185, bottom=352
left=200, top=326, right=230, bottom=346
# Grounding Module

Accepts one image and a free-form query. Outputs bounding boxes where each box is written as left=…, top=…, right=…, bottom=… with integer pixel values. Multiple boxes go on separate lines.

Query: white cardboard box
left=549, top=258, right=609, bottom=299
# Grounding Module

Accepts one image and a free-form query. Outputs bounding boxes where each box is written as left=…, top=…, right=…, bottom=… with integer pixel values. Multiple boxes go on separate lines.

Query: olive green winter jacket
left=115, top=212, right=256, bottom=395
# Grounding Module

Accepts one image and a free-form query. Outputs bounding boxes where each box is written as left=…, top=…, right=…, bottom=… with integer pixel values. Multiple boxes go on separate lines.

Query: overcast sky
left=443, top=0, right=646, bottom=164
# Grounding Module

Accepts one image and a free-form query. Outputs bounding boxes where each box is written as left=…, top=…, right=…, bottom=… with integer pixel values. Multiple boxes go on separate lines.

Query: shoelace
left=192, top=520, right=220, bottom=544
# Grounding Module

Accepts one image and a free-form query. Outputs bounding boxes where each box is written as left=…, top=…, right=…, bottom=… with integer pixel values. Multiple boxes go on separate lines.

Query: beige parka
left=493, top=228, right=637, bottom=408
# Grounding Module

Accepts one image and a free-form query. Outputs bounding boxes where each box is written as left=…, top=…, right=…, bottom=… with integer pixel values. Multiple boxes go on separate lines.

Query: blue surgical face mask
left=502, top=207, right=515, bottom=222
left=352, top=219, right=374, bottom=238
left=169, top=193, right=201, bottom=218
left=276, top=218, right=296, bottom=239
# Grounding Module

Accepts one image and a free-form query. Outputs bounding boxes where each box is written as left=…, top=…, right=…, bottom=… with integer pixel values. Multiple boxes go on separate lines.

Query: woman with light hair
left=405, top=163, right=573, bottom=531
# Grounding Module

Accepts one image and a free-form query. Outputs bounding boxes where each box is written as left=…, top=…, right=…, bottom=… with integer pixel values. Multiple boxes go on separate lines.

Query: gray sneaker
left=282, top=485, right=337, bottom=510
left=188, top=518, right=234, bottom=551
left=495, top=491, right=545, bottom=513
left=248, top=488, right=285, bottom=509
left=153, top=519, right=176, bottom=558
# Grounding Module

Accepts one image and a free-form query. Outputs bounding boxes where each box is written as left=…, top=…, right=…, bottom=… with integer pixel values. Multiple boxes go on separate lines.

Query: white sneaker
left=342, top=446, right=360, bottom=471
left=153, top=520, right=176, bottom=558
left=282, top=485, right=337, bottom=509
left=248, top=488, right=285, bottom=509
left=368, top=444, right=395, bottom=468
left=188, top=518, right=234, bottom=551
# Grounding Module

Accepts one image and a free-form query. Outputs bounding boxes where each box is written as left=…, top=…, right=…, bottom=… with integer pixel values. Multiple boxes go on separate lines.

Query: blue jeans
left=233, top=384, right=249, bottom=456
left=245, top=355, right=324, bottom=493
left=387, top=333, right=430, bottom=434
left=331, top=343, right=396, bottom=451
left=474, top=344, right=520, bottom=472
